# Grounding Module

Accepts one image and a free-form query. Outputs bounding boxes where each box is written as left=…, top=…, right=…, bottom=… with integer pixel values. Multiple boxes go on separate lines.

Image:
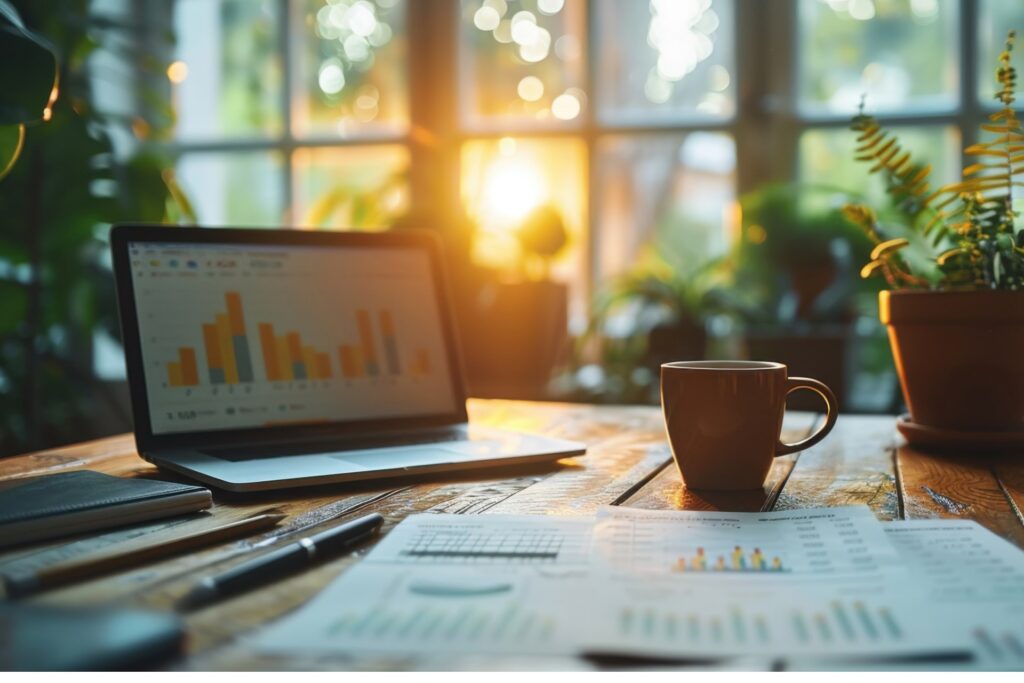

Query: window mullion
left=280, top=0, right=295, bottom=225
left=959, top=0, right=980, bottom=156
left=735, top=0, right=798, bottom=193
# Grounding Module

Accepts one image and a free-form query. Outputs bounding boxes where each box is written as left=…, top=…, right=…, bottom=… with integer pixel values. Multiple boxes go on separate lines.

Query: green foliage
left=0, top=0, right=179, bottom=455
left=847, top=30, right=1024, bottom=291
left=0, top=0, right=58, bottom=179
left=725, top=183, right=878, bottom=326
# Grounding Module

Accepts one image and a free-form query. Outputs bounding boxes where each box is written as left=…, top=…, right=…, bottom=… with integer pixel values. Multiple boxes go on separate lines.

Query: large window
left=161, top=0, right=1024, bottom=328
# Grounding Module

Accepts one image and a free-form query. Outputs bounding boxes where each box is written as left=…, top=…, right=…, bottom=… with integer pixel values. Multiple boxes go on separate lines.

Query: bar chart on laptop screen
left=127, top=242, right=457, bottom=434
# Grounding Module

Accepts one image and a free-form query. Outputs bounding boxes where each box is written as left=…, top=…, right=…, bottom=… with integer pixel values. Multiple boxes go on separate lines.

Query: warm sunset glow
left=479, top=157, right=547, bottom=226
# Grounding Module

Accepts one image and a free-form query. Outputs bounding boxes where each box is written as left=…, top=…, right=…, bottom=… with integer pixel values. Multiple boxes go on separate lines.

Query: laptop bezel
left=111, top=224, right=471, bottom=455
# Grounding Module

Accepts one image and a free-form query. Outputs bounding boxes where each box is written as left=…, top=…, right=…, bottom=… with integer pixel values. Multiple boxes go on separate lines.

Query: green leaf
left=0, top=1, right=59, bottom=125
left=0, top=123, right=24, bottom=180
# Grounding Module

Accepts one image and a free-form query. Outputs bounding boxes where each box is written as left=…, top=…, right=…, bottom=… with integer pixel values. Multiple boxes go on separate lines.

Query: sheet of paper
left=580, top=506, right=964, bottom=659
left=591, top=505, right=902, bottom=578
left=883, top=520, right=1024, bottom=670
left=248, top=509, right=1005, bottom=663
left=250, top=515, right=595, bottom=656
left=363, top=513, right=593, bottom=567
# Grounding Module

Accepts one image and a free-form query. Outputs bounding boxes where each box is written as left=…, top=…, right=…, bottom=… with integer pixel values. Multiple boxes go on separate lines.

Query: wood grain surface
left=2, top=399, right=1024, bottom=670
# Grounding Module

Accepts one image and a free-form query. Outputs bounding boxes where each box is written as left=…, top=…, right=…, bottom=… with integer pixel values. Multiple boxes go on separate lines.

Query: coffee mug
left=660, top=361, right=838, bottom=490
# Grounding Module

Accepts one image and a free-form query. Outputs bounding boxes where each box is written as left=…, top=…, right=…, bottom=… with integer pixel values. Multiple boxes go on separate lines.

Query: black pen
left=176, top=512, right=384, bottom=612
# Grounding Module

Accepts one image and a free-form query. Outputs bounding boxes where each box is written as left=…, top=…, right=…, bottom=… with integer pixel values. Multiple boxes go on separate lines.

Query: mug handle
left=775, top=377, right=838, bottom=456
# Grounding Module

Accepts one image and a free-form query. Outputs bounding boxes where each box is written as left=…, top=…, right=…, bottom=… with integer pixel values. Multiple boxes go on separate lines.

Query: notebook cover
left=0, top=470, right=212, bottom=547
left=0, top=602, right=184, bottom=670
left=0, top=470, right=207, bottom=524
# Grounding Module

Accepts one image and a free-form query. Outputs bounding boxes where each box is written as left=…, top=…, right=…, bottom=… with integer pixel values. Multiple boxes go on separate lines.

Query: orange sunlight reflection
left=461, top=137, right=585, bottom=277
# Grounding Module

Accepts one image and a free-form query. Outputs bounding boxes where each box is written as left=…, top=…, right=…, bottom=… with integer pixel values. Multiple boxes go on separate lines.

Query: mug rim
left=661, top=360, right=785, bottom=371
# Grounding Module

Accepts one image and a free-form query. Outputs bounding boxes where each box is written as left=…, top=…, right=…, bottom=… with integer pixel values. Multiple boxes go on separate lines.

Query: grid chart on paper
left=397, top=529, right=565, bottom=563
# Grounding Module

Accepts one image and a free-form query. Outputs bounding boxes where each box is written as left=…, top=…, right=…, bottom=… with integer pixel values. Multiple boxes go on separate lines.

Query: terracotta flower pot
left=880, top=290, right=1024, bottom=432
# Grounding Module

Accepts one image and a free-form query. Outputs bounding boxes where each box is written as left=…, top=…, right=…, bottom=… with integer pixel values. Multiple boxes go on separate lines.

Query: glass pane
left=593, top=0, right=736, bottom=124
left=176, top=152, right=286, bottom=226
left=292, top=0, right=409, bottom=138
left=595, top=133, right=736, bottom=285
left=459, top=0, right=587, bottom=127
left=798, top=125, right=960, bottom=207
left=461, top=137, right=587, bottom=321
left=798, top=0, right=959, bottom=115
left=173, top=0, right=283, bottom=139
left=292, top=145, right=410, bottom=229
left=977, top=0, right=1024, bottom=105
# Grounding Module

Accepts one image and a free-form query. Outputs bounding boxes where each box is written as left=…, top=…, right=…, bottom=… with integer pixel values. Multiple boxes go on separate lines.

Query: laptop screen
left=126, top=240, right=459, bottom=435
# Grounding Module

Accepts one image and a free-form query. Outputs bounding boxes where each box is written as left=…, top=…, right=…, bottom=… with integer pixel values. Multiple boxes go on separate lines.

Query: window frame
left=154, top=0, right=1017, bottom=310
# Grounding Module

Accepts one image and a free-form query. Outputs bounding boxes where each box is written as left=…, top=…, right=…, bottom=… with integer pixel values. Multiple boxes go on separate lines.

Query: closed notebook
left=0, top=470, right=212, bottom=549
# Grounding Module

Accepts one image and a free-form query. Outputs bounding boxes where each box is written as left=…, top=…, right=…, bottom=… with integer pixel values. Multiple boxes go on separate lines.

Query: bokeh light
left=167, top=60, right=189, bottom=84
left=518, top=76, right=545, bottom=101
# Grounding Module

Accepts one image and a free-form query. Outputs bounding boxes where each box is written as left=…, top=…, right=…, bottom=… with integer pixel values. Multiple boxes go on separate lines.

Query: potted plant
left=843, top=31, right=1024, bottom=444
left=723, top=183, right=881, bottom=411
left=460, top=203, right=571, bottom=399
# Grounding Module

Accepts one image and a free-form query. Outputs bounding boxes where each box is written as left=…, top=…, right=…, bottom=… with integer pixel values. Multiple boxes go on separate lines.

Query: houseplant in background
left=569, top=244, right=724, bottom=405
left=722, top=182, right=882, bottom=411
left=844, top=30, right=1024, bottom=447
left=0, top=0, right=184, bottom=455
left=461, top=203, right=571, bottom=399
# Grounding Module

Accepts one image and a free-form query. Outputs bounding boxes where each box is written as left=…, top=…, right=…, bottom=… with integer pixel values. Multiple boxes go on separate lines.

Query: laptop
left=110, top=225, right=585, bottom=492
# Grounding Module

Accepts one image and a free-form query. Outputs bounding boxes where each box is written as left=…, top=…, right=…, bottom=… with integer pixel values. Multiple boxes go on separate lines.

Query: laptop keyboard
left=201, top=426, right=470, bottom=462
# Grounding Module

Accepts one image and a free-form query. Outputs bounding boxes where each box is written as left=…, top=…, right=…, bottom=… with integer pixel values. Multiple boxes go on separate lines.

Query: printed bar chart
left=324, top=604, right=557, bottom=650
left=671, top=546, right=786, bottom=573
left=615, top=599, right=903, bottom=649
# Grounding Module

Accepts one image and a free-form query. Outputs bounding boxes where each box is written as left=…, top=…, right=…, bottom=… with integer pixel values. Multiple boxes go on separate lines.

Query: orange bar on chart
left=202, top=324, right=223, bottom=372
left=179, top=347, right=199, bottom=386
left=339, top=345, right=358, bottom=378
left=417, top=349, right=431, bottom=375
left=225, top=291, right=246, bottom=335
left=167, top=361, right=183, bottom=387
left=202, top=324, right=226, bottom=385
left=316, top=352, right=332, bottom=379
left=259, top=323, right=282, bottom=381
left=215, top=314, right=239, bottom=384
left=275, top=336, right=294, bottom=381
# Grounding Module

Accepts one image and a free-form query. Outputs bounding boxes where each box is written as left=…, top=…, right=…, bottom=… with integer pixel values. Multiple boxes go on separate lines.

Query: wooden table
left=3, top=399, right=1024, bottom=670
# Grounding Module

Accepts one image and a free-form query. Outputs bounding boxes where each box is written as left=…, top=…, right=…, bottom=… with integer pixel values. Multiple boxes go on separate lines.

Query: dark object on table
left=0, top=602, right=184, bottom=670
left=0, top=470, right=212, bottom=549
left=177, top=512, right=384, bottom=612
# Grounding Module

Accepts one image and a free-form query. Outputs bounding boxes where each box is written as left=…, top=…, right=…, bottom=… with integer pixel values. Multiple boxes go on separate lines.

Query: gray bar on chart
left=292, top=361, right=307, bottom=380
left=233, top=335, right=253, bottom=382
left=209, top=367, right=226, bottom=384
